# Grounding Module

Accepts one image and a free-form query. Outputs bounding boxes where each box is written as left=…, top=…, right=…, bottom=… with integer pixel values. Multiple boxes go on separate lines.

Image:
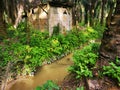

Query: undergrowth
left=69, top=43, right=100, bottom=79
left=103, top=57, right=120, bottom=86
left=0, top=22, right=105, bottom=76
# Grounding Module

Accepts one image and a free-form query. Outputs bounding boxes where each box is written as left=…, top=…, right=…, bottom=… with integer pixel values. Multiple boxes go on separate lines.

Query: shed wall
left=49, top=6, right=72, bottom=36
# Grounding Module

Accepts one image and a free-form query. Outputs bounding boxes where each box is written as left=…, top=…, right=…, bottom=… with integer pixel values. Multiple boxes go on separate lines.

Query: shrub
left=103, top=57, right=120, bottom=85
left=65, top=31, right=79, bottom=49
left=92, top=23, right=106, bottom=39
left=35, top=80, right=60, bottom=90
left=76, top=86, right=84, bottom=90
left=69, top=43, right=100, bottom=79
left=7, top=22, right=28, bottom=44
left=35, top=80, right=85, bottom=90
left=29, top=30, right=49, bottom=47
left=1, top=21, right=103, bottom=76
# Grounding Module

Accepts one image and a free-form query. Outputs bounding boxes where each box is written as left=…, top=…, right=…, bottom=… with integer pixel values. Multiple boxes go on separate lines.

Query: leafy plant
left=103, top=57, right=120, bottom=85
left=69, top=43, right=99, bottom=79
left=66, top=31, right=79, bottom=48
left=35, top=80, right=60, bottom=90
left=29, top=30, right=49, bottom=47
left=76, top=86, right=84, bottom=90
left=50, top=38, right=62, bottom=55
left=7, top=22, right=28, bottom=44
left=93, top=23, right=106, bottom=39
left=52, top=24, right=60, bottom=36
left=1, top=20, right=103, bottom=77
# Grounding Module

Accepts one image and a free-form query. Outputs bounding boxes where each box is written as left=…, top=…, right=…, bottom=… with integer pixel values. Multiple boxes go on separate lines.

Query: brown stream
left=5, top=54, right=73, bottom=90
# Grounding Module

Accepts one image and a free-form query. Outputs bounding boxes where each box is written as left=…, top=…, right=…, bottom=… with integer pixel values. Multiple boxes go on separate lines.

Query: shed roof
left=27, top=0, right=74, bottom=7
left=49, top=0, right=73, bottom=7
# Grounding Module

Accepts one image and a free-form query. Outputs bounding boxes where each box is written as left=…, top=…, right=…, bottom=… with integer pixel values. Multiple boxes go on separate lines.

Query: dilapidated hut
left=0, top=0, right=74, bottom=40
left=27, top=0, right=73, bottom=35
left=27, top=1, right=48, bottom=31
left=48, top=1, right=73, bottom=36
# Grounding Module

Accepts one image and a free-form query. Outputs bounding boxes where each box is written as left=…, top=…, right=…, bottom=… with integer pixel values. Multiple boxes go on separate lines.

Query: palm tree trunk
left=114, top=0, right=120, bottom=15
left=99, top=0, right=120, bottom=66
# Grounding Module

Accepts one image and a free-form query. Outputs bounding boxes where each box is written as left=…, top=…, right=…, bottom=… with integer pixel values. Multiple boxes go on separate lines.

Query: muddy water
left=6, top=54, right=73, bottom=90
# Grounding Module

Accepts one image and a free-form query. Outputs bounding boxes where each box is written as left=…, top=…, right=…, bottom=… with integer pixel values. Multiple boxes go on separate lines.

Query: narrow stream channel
left=6, top=54, right=73, bottom=90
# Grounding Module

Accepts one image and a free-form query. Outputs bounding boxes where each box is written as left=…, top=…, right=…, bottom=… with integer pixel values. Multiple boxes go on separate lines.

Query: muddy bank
left=5, top=54, right=73, bottom=90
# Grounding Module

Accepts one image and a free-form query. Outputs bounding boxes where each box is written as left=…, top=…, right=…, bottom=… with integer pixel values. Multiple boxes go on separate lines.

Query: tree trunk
left=99, top=0, right=120, bottom=67
left=72, top=7, right=76, bottom=25
left=114, top=0, right=120, bottom=15
left=84, top=5, right=89, bottom=25
left=100, top=0, right=105, bottom=25
left=0, top=0, right=7, bottom=41
left=86, top=1, right=120, bottom=89
left=89, top=0, right=96, bottom=26
left=106, top=1, right=115, bottom=27
left=89, top=1, right=93, bottom=26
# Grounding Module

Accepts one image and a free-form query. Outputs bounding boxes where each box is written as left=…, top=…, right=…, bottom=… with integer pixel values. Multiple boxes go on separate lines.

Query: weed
left=35, top=80, right=60, bottom=90
left=69, top=43, right=99, bottom=79
left=103, top=57, right=120, bottom=85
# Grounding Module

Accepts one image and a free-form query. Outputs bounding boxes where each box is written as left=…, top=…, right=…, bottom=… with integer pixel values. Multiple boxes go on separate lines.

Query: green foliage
left=53, top=24, right=60, bottom=36
left=35, top=80, right=85, bottom=90
left=77, top=23, right=106, bottom=42
left=0, top=24, right=80, bottom=74
left=79, top=22, right=85, bottom=26
left=66, top=31, right=79, bottom=49
left=7, top=22, right=27, bottom=44
left=73, top=25, right=105, bottom=46
left=82, top=25, right=105, bottom=41
left=35, top=80, right=60, bottom=90
left=69, top=43, right=100, bottom=79
left=1, top=44, right=34, bottom=73
left=92, top=23, right=106, bottom=39
left=86, top=27, right=98, bottom=39
left=30, top=30, right=49, bottom=47
left=1, top=21, right=103, bottom=75
left=0, top=45, right=11, bottom=67
left=76, top=86, right=84, bottom=90
left=103, top=57, right=120, bottom=85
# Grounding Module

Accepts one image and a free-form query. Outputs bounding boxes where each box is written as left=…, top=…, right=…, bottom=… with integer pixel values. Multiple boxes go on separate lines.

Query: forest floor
left=1, top=40, right=120, bottom=90
left=4, top=54, right=73, bottom=90
left=4, top=52, right=120, bottom=90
